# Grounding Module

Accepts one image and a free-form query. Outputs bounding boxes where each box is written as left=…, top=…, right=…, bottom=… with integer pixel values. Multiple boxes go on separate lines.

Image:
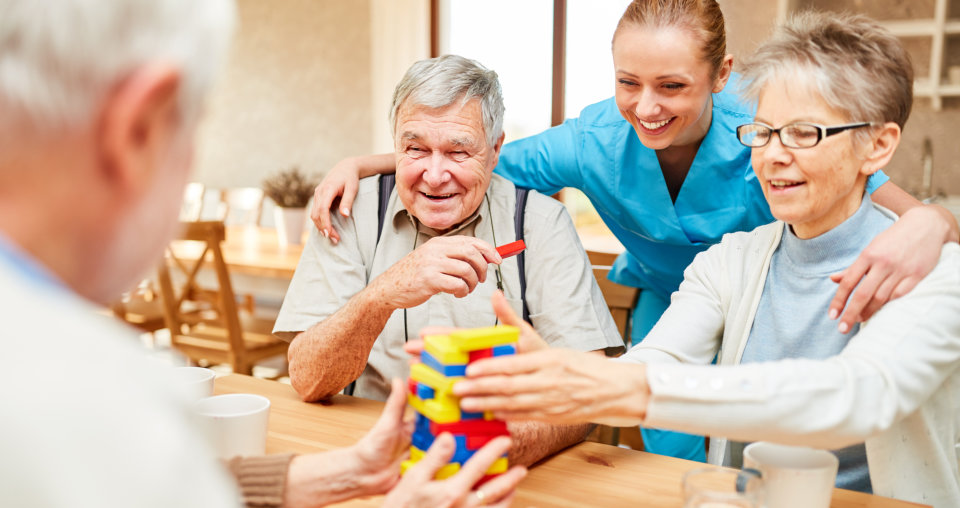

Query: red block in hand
left=408, top=377, right=418, bottom=396
left=496, top=240, right=526, bottom=258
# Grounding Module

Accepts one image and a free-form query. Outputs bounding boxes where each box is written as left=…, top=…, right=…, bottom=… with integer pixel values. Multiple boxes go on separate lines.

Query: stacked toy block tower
left=401, top=325, right=518, bottom=485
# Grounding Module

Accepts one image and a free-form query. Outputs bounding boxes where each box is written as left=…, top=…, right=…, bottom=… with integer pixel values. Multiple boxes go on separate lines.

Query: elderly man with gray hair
left=274, top=54, right=624, bottom=465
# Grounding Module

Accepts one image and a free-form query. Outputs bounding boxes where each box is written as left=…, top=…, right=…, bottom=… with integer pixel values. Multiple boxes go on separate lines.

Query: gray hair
left=0, top=0, right=236, bottom=133
left=390, top=54, right=505, bottom=147
left=739, top=10, right=913, bottom=145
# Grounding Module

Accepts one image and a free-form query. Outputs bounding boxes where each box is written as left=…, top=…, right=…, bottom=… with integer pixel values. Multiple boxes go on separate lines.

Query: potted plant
left=262, top=166, right=318, bottom=245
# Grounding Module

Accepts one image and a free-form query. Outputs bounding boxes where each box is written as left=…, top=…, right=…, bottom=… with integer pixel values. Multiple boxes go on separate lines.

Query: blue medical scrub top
left=496, top=74, right=888, bottom=311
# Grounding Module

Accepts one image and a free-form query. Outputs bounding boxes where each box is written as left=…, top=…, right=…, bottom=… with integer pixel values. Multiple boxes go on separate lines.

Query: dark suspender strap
left=346, top=174, right=397, bottom=398
left=514, top=186, right=531, bottom=324
left=376, top=174, right=396, bottom=245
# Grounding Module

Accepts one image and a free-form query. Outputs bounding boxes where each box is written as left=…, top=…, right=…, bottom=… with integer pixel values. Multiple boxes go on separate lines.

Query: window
left=435, top=0, right=628, bottom=232
left=435, top=0, right=554, bottom=143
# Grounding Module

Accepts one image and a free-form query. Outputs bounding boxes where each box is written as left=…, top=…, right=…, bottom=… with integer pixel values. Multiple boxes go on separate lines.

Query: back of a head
left=0, top=0, right=236, bottom=137
left=390, top=54, right=505, bottom=147
left=614, top=0, right=727, bottom=78
left=739, top=10, right=914, bottom=130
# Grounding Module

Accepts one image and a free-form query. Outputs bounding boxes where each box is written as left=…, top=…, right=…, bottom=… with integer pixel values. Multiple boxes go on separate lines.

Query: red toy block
left=496, top=240, right=526, bottom=258
left=430, top=418, right=508, bottom=436
left=469, top=347, right=494, bottom=363
left=466, top=433, right=499, bottom=450
left=408, top=377, right=418, bottom=396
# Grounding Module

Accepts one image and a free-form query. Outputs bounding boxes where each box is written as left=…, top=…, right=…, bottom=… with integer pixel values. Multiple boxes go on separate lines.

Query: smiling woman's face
left=612, top=24, right=723, bottom=150
left=394, top=99, right=501, bottom=233
left=751, top=78, right=873, bottom=239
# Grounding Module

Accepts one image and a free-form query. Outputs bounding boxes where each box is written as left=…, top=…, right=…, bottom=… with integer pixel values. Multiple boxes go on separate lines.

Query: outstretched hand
left=382, top=435, right=527, bottom=508
left=350, top=378, right=416, bottom=492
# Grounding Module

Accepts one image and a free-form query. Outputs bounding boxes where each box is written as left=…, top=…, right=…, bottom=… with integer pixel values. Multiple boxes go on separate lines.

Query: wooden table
left=214, top=375, right=926, bottom=508
left=166, top=223, right=622, bottom=282
left=169, top=225, right=303, bottom=280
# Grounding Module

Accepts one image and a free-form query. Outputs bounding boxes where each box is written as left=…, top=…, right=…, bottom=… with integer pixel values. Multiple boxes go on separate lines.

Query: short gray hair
left=390, top=54, right=505, bottom=147
left=0, top=0, right=236, bottom=133
left=739, top=10, right=913, bottom=144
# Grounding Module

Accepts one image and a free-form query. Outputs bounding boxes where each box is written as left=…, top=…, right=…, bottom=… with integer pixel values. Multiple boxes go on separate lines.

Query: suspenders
left=345, top=175, right=530, bottom=397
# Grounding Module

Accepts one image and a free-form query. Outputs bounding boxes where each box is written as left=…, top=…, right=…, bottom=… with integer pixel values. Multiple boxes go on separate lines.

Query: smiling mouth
left=639, top=118, right=673, bottom=130
left=422, top=192, right=456, bottom=201
left=769, top=179, right=804, bottom=189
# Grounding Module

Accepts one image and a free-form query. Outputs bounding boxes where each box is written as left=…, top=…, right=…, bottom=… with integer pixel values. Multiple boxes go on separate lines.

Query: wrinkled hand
left=311, top=157, right=362, bottom=245
left=453, top=348, right=647, bottom=425
left=382, top=435, right=527, bottom=508
left=350, top=378, right=415, bottom=493
left=370, top=237, right=502, bottom=310
left=829, top=205, right=946, bottom=332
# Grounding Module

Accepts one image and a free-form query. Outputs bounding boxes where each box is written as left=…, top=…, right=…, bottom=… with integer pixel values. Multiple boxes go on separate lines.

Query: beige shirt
left=274, top=174, right=623, bottom=400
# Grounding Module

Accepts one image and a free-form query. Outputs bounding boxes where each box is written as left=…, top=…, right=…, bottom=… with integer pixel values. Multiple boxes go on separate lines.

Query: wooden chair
left=587, top=250, right=637, bottom=348
left=156, top=221, right=288, bottom=375
left=585, top=249, right=644, bottom=449
left=110, top=279, right=167, bottom=336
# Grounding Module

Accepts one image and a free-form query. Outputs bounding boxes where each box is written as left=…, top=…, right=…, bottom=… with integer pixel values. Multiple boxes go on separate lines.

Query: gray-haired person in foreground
left=0, top=1, right=525, bottom=506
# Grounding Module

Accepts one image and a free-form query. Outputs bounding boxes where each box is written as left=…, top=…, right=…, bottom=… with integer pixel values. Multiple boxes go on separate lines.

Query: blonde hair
left=613, top=0, right=727, bottom=78
left=739, top=10, right=913, bottom=137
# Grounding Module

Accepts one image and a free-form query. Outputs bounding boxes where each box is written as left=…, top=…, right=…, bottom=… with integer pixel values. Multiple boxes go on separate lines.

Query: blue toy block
left=492, top=344, right=516, bottom=356
left=412, top=425, right=435, bottom=451
left=421, top=350, right=467, bottom=377
left=417, top=382, right=435, bottom=400
left=451, top=435, right=476, bottom=463
left=461, top=410, right=486, bottom=420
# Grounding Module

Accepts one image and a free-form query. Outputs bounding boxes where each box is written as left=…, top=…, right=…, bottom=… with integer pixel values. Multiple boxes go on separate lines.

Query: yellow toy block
left=486, top=457, right=508, bottom=475
left=424, top=334, right=469, bottom=364
left=449, top=325, right=518, bottom=351
left=435, top=462, right=460, bottom=480
left=400, top=459, right=415, bottom=475
left=408, top=392, right=461, bottom=423
left=410, top=446, right=425, bottom=461
left=410, top=362, right=460, bottom=393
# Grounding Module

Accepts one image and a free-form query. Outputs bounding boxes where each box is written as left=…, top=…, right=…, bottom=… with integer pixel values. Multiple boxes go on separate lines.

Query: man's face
left=394, top=98, right=502, bottom=234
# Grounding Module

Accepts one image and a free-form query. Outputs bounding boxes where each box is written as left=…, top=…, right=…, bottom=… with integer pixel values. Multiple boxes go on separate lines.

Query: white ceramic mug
left=194, top=393, right=271, bottom=459
left=742, top=442, right=838, bottom=508
left=173, top=366, right=216, bottom=402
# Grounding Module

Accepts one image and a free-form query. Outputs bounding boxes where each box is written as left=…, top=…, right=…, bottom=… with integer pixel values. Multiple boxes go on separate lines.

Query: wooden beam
left=430, top=0, right=440, bottom=58
left=551, top=0, right=566, bottom=127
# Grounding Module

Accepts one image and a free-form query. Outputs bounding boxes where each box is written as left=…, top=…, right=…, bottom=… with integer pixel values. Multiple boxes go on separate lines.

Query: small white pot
left=274, top=206, right=306, bottom=245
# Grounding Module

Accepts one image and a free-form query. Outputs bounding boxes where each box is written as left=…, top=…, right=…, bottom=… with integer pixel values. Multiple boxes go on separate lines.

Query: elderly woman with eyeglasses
left=453, top=11, right=960, bottom=506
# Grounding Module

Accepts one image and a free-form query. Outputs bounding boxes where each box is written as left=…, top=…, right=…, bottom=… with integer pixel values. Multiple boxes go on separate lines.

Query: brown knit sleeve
left=227, top=453, right=296, bottom=508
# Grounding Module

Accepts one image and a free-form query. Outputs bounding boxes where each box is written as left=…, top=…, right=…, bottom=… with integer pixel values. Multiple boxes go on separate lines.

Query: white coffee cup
left=173, top=366, right=216, bottom=402
left=742, top=442, right=838, bottom=508
left=194, top=393, right=271, bottom=459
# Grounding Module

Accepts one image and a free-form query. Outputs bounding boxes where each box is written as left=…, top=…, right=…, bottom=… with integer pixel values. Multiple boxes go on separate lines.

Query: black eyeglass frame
left=736, top=121, right=874, bottom=149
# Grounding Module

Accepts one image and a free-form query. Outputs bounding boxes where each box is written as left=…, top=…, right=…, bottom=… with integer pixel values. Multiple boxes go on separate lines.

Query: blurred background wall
left=192, top=0, right=960, bottom=202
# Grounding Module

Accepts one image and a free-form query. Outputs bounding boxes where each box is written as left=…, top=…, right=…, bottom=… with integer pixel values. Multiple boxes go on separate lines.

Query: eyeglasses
left=736, top=121, right=874, bottom=149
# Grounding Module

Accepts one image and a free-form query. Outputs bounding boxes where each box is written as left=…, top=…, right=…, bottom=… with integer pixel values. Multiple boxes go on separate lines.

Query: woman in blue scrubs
left=309, top=0, right=958, bottom=461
